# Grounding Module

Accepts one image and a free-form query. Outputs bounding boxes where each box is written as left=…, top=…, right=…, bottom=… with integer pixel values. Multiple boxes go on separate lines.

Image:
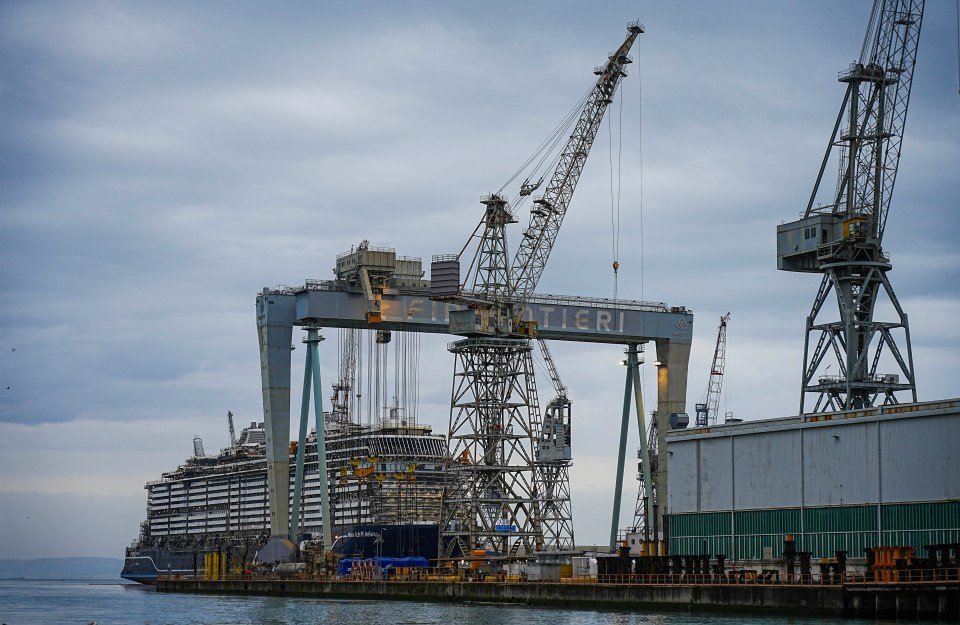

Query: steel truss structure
left=441, top=337, right=541, bottom=557
left=256, top=22, right=694, bottom=556
left=436, top=24, right=643, bottom=558
left=534, top=339, right=575, bottom=553
left=777, top=0, right=923, bottom=414
left=631, top=413, right=657, bottom=539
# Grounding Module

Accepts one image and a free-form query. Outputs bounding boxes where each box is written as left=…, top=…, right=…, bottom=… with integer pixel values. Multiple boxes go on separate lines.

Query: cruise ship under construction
left=146, top=3, right=959, bottom=619
left=123, top=319, right=451, bottom=583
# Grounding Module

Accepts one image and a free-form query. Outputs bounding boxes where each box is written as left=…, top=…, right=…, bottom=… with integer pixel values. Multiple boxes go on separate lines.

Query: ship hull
left=121, top=553, right=199, bottom=584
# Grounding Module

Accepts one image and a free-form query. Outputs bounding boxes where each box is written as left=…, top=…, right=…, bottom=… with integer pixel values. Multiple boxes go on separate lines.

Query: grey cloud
left=0, top=1, right=957, bottom=556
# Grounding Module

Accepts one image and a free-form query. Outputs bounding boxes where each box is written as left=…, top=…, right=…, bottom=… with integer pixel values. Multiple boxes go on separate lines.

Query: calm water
left=0, top=579, right=904, bottom=625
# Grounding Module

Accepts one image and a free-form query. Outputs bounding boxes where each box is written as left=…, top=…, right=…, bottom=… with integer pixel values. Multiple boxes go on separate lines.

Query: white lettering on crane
left=540, top=306, right=555, bottom=328
left=575, top=309, right=589, bottom=330
left=597, top=310, right=612, bottom=331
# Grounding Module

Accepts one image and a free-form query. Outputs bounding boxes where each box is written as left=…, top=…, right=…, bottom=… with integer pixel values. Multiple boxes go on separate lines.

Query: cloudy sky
left=1, top=1, right=958, bottom=560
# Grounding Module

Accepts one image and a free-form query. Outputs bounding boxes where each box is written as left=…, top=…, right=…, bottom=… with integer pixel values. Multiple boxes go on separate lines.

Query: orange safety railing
left=159, top=565, right=960, bottom=588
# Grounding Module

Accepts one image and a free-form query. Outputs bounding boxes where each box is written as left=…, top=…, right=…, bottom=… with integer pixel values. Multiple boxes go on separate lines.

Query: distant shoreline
left=0, top=577, right=125, bottom=582
left=0, top=557, right=125, bottom=581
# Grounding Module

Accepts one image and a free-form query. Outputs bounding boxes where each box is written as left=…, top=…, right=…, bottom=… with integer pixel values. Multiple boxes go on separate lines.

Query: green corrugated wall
left=669, top=501, right=960, bottom=560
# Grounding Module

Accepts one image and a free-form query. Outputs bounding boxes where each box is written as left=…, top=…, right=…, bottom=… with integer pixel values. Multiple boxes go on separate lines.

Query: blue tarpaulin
left=338, top=556, right=429, bottom=577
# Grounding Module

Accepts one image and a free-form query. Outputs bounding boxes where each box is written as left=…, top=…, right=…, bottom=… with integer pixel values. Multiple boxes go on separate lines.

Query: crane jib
left=510, top=23, right=643, bottom=304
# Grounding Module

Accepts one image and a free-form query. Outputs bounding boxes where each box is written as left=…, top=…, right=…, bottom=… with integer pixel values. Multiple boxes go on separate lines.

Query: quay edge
left=156, top=578, right=960, bottom=620
left=157, top=578, right=835, bottom=616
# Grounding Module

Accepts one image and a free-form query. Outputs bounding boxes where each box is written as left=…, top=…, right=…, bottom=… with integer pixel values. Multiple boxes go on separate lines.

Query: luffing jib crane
left=695, top=313, right=731, bottom=427
left=535, top=339, right=574, bottom=551
left=776, top=0, right=923, bottom=414
left=431, top=21, right=643, bottom=558
left=227, top=410, right=237, bottom=447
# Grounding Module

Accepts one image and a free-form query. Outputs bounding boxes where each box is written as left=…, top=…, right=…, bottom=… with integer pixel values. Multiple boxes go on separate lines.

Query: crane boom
left=511, top=21, right=643, bottom=304
left=227, top=410, right=237, bottom=446
left=537, top=339, right=567, bottom=400
left=803, top=0, right=923, bottom=242
left=695, top=313, right=730, bottom=427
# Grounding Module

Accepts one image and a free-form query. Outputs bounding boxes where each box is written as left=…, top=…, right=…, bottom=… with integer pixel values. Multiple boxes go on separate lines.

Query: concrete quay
left=155, top=577, right=960, bottom=620
left=157, top=577, right=960, bottom=620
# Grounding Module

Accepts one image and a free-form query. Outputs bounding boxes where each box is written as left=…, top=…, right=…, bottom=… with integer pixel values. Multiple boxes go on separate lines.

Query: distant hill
left=0, top=557, right=124, bottom=580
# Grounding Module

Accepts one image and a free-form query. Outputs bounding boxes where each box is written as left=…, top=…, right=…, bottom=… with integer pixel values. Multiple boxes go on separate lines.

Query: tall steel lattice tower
left=631, top=411, right=658, bottom=539
left=432, top=22, right=643, bottom=558
left=776, top=0, right=923, bottom=414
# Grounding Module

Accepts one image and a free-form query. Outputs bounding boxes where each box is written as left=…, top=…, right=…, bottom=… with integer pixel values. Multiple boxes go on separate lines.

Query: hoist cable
left=499, top=88, right=592, bottom=193
left=636, top=44, right=645, bottom=304
left=956, top=0, right=960, bottom=94
left=608, top=113, right=617, bottom=300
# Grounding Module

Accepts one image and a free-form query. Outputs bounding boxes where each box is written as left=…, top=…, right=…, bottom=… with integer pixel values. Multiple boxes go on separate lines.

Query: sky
left=1, top=1, right=958, bottom=560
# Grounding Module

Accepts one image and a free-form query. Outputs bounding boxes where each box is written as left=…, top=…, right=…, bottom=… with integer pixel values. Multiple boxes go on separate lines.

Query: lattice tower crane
left=330, top=329, right=358, bottom=424
left=631, top=411, right=657, bottom=538
left=777, top=0, right=923, bottom=414
left=695, top=313, right=731, bottom=427
left=535, top=339, right=574, bottom=552
left=431, top=21, right=643, bottom=558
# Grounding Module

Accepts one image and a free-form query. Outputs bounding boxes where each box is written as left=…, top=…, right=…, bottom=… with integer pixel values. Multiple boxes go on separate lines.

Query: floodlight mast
left=433, top=21, right=643, bottom=559
left=776, top=0, right=923, bottom=415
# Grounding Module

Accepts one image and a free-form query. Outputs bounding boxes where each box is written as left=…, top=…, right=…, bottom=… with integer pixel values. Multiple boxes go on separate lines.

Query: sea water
left=0, top=579, right=900, bottom=625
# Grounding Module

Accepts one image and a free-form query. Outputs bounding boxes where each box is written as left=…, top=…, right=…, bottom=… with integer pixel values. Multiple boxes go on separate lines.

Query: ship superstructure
left=123, top=403, right=447, bottom=583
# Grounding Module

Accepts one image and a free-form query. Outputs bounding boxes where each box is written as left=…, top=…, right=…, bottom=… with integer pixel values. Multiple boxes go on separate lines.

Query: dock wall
left=157, top=578, right=959, bottom=620
left=159, top=578, right=843, bottom=613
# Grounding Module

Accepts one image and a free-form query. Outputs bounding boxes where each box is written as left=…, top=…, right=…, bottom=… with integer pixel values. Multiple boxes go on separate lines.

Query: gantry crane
left=431, top=21, right=643, bottom=557
left=695, top=313, right=731, bottom=427
left=777, top=0, right=923, bottom=414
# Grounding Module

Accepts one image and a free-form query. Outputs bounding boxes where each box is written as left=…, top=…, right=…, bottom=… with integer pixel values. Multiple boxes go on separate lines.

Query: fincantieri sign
left=261, top=285, right=693, bottom=345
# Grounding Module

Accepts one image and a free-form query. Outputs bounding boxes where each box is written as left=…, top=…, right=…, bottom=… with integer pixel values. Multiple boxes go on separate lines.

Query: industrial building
left=666, top=399, right=960, bottom=560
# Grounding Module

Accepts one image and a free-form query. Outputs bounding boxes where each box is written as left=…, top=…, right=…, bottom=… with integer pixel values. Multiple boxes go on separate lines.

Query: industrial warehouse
left=667, top=399, right=960, bottom=560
